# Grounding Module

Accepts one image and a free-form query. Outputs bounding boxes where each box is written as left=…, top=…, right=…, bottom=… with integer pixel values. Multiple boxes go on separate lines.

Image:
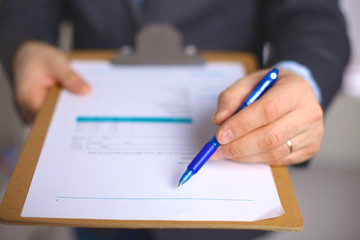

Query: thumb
left=48, top=56, right=90, bottom=94
left=57, top=68, right=90, bottom=94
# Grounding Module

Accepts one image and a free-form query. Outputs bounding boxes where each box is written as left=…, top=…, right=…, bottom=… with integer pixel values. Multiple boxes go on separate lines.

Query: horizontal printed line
left=56, top=197, right=254, bottom=202
left=76, top=116, right=192, bottom=124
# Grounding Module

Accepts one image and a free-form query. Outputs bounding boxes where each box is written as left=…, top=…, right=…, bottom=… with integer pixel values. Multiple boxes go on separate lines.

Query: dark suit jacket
left=0, top=0, right=350, bottom=111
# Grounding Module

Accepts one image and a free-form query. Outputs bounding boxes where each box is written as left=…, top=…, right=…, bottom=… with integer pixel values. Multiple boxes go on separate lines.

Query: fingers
left=214, top=70, right=303, bottom=145
left=242, top=122, right=323, bottom=165
left=210, top=68, right=324, bottom=165
left=47, top=56, right=90, bottom=94
left=211, top=124, right=323, bottom=165
left=15, top=60, right=57, bottom=122
left=212, top=113, right=323, bottom=165
left=214, top=110, right=302, bottom=159
left=212, top=70, right=268, bottom=125
left=13, top=41, right=91, bottom=122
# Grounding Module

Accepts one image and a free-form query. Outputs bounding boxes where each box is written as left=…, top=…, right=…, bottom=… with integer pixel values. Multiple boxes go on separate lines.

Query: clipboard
left=0, top=26, right=303, bottom=231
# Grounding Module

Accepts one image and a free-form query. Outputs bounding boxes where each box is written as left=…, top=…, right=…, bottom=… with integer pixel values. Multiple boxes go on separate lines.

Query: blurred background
left=0, top=0, right=359, bottom=239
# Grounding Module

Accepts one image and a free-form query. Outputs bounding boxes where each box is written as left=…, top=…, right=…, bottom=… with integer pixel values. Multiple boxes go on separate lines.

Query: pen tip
left=177, top=183, right=181, bottom=188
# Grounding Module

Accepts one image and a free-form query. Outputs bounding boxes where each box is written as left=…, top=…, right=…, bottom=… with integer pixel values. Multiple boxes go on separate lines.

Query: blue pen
left=178, top=68, right=279, bottom=187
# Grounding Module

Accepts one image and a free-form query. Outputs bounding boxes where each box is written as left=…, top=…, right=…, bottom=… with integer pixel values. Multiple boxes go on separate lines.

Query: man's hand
left=211, top=69, right=324, bottom=165
left=13, top=41, right=90, bottom=122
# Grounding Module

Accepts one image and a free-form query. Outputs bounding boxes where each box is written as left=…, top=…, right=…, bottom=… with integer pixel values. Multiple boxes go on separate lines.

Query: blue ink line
left=76, top=116, right=192, bottom=124
left=56, top=196, right=254, bottom=202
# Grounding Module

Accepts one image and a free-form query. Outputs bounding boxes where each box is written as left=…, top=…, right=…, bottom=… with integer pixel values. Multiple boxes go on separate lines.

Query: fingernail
left=212, top=105, right=226, bottom=121
left=210, top=149, right=224, bottom=160
left=77, top=82, right=91, bottom=93
left=218, top=130, right=233, bottom=144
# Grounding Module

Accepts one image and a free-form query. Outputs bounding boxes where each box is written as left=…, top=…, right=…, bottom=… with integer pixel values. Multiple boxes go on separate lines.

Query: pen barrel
left=188, top=140, right=218, bottom=174
left=235, top=68, right=278, bottom=114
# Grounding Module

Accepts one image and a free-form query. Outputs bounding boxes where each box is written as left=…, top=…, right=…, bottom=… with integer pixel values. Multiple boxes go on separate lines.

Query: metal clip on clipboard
left=112, top=23, right=205, bottom=65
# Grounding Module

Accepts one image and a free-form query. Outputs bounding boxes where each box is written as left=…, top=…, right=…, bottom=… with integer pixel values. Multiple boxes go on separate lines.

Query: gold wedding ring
left=286, top=140, right=293, bottom=153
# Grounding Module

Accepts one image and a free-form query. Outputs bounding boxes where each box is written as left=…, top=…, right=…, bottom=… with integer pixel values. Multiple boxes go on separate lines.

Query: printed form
left=21, top=60, right=284, bottom=221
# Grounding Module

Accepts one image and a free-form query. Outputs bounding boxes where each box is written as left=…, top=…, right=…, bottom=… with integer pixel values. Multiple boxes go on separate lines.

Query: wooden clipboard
left=0, top=50, right=304, bottom=231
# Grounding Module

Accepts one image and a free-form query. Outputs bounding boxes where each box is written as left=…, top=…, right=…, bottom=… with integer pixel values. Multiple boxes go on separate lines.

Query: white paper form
left=21, top=60, right=284, bottom=221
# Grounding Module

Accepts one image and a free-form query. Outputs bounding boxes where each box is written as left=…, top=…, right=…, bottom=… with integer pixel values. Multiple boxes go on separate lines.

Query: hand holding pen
left=179, top=68, right=278, bottom=186
left=179, top=67, right=324, bottom=186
